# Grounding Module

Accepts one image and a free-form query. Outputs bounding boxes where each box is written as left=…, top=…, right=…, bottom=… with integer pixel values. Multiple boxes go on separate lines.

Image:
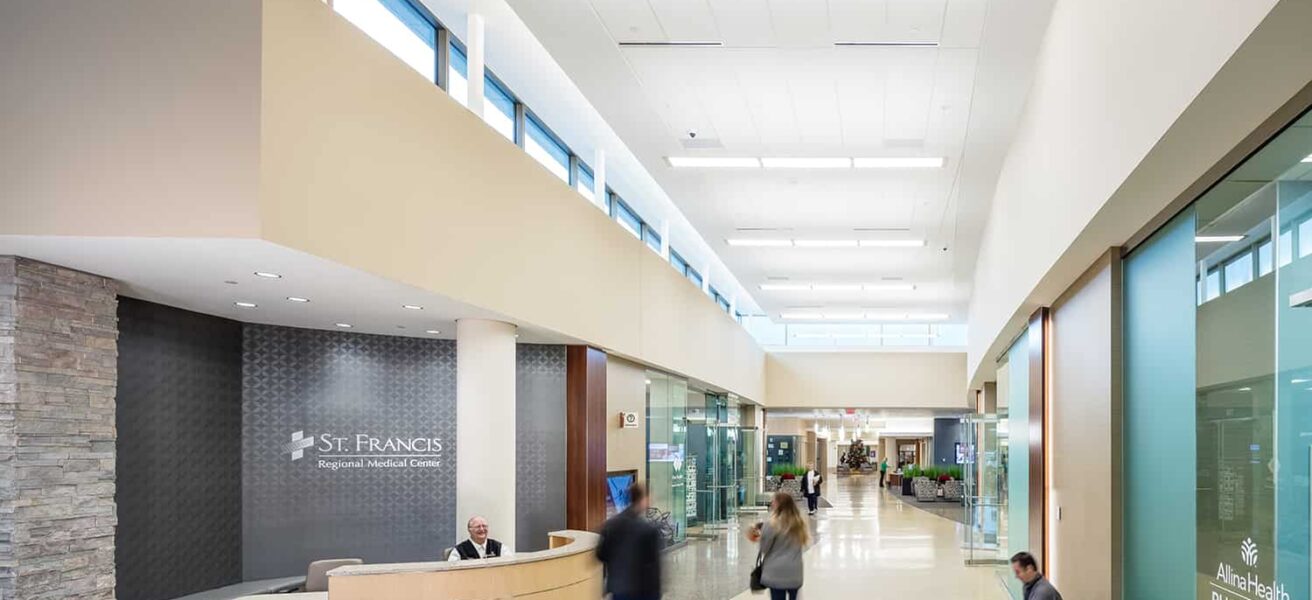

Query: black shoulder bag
left=750, top=525, right=774, bottom=592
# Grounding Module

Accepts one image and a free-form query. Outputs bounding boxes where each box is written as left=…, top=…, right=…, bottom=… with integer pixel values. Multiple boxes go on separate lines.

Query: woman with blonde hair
left=747, top=491, right=810, bottom=599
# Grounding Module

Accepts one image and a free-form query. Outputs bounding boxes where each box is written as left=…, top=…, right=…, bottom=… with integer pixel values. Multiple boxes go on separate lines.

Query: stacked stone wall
left=0, top=256, right=118, bottom=599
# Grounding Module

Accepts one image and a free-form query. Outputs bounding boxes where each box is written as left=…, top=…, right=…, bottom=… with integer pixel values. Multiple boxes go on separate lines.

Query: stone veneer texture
left=0, top=257, right=119, bottom=599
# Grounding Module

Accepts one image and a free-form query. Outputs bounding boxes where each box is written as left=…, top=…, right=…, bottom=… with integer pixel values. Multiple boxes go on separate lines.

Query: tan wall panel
left=606, top=357, right=647, bottom=482
left=765, top=352, right=968, bottom=409
left=257, top=0, right=764, bottom=400
left=1050, top=254, right=1120, bottom=598
left=329, top=551, right=602, bottom=600
left=0, top=0, right=262, bottom=238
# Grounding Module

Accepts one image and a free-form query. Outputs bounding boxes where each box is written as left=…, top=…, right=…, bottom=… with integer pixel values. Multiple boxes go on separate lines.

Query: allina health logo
left=282, top=430, right=444, bottom=471
left=1212, top=537, right=1287, bottom=600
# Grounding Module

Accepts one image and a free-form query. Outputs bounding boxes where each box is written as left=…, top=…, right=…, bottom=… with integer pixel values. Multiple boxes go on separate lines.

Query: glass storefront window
left=646, top=371, right=687, bottom=547
left=1182, top=107, right=1312, bottom=600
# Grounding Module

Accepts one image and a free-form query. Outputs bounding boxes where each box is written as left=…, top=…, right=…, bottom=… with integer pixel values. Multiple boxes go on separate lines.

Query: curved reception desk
left=326, top=530, right=602, bottom=600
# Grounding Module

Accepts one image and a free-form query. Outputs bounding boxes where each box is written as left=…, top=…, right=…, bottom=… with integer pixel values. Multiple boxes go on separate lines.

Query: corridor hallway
left=727, top=474, right=1008, bottom=600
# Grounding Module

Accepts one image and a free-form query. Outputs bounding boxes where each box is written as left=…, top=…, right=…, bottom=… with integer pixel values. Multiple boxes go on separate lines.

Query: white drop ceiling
left=507, top=0, right=1055, bottom=324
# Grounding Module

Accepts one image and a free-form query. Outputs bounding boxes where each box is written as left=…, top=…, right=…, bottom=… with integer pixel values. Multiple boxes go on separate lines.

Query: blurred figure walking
left=596, top=482, right=663, bottom=600
left=748, top=492, right=810, bottom=600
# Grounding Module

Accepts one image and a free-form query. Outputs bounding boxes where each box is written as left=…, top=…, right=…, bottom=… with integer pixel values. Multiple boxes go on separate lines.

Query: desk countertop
left=328, top=530, right=599, bottom=577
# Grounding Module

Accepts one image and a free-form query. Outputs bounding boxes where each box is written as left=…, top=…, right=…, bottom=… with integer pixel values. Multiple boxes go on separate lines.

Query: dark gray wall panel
left=932, top=417, right=967, bottom=466
left=116, top=298, right=243, bottom=600
left=515, top=345, right=567, bottom=551
left=241, top=325, right=457, bottom=579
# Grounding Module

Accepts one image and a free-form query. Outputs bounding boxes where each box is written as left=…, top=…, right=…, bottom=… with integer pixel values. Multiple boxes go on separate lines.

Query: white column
left=592, top=148, right=607, bottom=212
left=456, top=319, right=516, bottom=550
left=659, top=220, right=670, bottom=259
left=466, top=12, right=486, bottom=119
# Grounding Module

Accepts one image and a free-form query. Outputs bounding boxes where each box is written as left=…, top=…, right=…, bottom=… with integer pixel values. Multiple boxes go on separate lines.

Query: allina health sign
left=1209, top=537, right=1288, bottom=600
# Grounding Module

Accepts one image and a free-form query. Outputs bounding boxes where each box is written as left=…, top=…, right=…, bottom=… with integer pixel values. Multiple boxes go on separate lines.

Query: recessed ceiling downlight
left=286, top=297, right=310, bottom=303
left=425, top=329, right=441, bottom=335
left=402, top=304, right=424, bottom=310
left=234, top=302, right=258, bottom=308
left=254, top=272, right=282, bottom=279
left=335, top=323, right=352, bottom=328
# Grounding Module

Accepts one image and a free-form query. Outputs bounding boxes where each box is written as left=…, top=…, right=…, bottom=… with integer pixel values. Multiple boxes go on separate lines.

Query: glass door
left=964, top=414, right=1004, bottom=565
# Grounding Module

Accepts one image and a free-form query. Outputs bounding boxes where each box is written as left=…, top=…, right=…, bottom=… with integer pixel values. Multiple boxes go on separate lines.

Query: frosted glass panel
left=1124, top=209, right=1197, bottom=599
left=1003, top=334, right=1029, bottom=599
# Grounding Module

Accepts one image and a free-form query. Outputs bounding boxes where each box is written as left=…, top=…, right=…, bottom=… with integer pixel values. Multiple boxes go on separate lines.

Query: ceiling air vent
left=680, top=137, right=724, bottom=150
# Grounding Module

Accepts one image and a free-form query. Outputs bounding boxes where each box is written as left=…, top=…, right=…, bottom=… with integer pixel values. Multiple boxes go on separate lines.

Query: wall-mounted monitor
left=605, top=470, right=638, bottom=518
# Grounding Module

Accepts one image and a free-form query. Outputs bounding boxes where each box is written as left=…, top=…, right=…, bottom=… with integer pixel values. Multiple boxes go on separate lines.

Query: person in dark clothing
left=597, top=482, right=663, bottom=600
left=447, top=516, right=509, bottom=561
left=1011, top=552, right=1063, bottom=600
left=801, top=463, right=822, bottom=515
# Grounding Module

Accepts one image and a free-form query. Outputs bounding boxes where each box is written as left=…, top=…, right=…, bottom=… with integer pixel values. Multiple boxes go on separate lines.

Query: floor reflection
left=662, top=474, right=1010, bottom=599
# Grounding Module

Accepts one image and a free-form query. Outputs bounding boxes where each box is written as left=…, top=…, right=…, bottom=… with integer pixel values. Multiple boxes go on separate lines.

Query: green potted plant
left=901, top=465, right=917, bottom=495
left=914, top=466, right=939, bottom=501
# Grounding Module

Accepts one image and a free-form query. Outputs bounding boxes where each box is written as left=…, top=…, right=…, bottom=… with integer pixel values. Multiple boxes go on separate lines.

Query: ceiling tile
left=708, top=0, right=776, bottom=47
left=588, top=0, right=666, bottom=42
left=767, top=0, right=831, bottom=47
left=940, top=0, right=988, bottom=48
left=649, top=0, right=722, bottom=42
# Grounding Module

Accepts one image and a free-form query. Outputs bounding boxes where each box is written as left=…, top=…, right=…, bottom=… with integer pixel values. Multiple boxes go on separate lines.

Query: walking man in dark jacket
left=1011, top=552, right=1063, bottom=600
left=597, top=482, right=662, bottom=600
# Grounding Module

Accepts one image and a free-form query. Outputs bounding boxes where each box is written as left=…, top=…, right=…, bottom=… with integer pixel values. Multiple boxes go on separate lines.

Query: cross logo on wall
left=283, top=431, right=315, bottom=461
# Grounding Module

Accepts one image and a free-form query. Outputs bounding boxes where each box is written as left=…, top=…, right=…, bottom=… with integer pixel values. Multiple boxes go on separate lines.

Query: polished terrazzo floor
left=662, top=474, right=1009, bottom=600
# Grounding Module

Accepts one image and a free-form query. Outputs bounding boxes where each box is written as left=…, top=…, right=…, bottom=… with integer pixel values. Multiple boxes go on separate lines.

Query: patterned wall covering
left=515, top=345, right=567, bottom=551
left=241, top=325, right=458, bottom=579
left=116, top=298, right=243, bottom=600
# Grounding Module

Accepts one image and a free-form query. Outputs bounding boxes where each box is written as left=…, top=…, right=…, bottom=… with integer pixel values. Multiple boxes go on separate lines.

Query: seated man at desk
left=448, top=516, right=511, bottom=561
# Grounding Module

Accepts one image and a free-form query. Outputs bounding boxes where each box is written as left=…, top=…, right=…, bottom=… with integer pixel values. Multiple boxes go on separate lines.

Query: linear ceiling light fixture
left=779, top=311, right=947, bottom=321
left=794, top=239, right=859, bottom=248
left=854, top=157, right=945, bottom=168
left=669, top=156, right=944, bottom=169
left=619, top=41, right=724, bottom=47
left=1195, top=235, right=1246, bottom=243
left=760, top=157, right=852, bottom=169
left=811, top=284, right=864, bottom=292
left=728, top=238, right=925, bottom=248
left=763, top=282, right=916, bottom=292
left=860, top=237, right=923, bottom=246
left=668, top=156, right=760, bottom=168
left=1303, top=154, right=1312, bottom=163
left=834, top=41, right=939, bottom=47
left=727, top=238, right=793, bottom=247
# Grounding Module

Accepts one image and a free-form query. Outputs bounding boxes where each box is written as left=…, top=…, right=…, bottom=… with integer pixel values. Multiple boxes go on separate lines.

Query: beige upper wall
left=258, top=0, right=766, bottom=400
left=766, top=352, right=968, bottom=409
left=0, top=0, right=263, bottom=238
left=0, top=0, right=766, bottom=401
left=1049, top=253, right=1121, bottom=599
left=967, top=0, right=1312, bottom=384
